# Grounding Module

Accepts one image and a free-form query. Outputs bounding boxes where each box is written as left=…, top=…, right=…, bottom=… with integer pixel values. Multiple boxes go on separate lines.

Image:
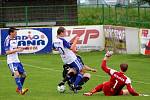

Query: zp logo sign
left=65, top=27, right=100, bottom=44
left=52, top=26, right=104, bottom=51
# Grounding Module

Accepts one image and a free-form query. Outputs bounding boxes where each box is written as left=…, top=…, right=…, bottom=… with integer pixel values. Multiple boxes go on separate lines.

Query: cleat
left=73, top=88, right=77, bottom=93
left=76, top=86, right=82, bottom=90
left=83, top=92, right=93, bottom=96
left=71, top=84, right=78, bottom=93
left=67, top=81, right=73, bottom=91
left=20, top=88, right=29, bottom=95
left=16, top=88, right=19, bottom=93
left=58, top=81, right=65, bottom=86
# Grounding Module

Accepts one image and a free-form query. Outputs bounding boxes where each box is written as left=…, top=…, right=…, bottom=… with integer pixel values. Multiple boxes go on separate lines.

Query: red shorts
left=102, top=81, right=123, bottom=96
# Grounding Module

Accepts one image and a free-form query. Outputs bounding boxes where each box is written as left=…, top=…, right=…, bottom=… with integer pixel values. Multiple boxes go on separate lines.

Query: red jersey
left=101, top=60, right=139, bottom=96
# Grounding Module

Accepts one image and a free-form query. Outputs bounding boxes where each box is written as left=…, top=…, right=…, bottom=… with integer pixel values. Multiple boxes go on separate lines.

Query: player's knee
left=83, top=73, right=91, bottom=81
left=68, top=71, right=75, bottom=77
left=123, top=89, right=130, bottom=95
left=21, top=72, right=27, bottom=78
left=68, top=68, right=76, bottom=76
left=79, top=73, right=90, bottom=85
left=14, top=71, right=20, bottom=78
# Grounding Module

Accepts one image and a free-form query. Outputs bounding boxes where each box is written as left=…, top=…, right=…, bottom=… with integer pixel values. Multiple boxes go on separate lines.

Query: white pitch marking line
left=23, top=63, right=61, bottom=72
left=23, top=63, right=150, bottom=85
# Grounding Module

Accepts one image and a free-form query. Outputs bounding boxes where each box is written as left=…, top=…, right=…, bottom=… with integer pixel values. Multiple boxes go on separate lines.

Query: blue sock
left=20, top=77, right=25, bottom=86
left=15, top=77, right=22, bottom=91
left=74, top=74, right=83, bottom=87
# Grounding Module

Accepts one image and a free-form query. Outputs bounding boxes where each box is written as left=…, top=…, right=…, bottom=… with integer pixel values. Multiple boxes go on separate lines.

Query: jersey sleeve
left=110, top=69, right=117, bottom=75
left=52, top=43, right=56, bottom=50
left=60, top=38, right=71, bottom=49
left=126, top=84, right=139, bottom=96
left=101, top=60, right=110, bottom=75
left=77, top=55, right=84, bottom=65
left=101, top=60, right=117, bottom=75
left=4, top=38, right=10, bottom=51
left=125, top=77, right=139, bottom=96
left=125, top=77, right=131, bottom=84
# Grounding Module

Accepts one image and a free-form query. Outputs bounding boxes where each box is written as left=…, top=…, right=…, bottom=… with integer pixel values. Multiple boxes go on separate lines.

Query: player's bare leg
left=84, top=83, right=103, bottom=96
left=123, top=89, right=130, bottom=95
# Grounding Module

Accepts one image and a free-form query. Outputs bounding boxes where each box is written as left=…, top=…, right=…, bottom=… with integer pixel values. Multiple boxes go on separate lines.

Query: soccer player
left=53, top=26, right=84, bottom=93
left=62, top=55, right=97, bottom=90
left=4, top=27, right=28, bottom=95
left=84, top=51, right=139, bottom=96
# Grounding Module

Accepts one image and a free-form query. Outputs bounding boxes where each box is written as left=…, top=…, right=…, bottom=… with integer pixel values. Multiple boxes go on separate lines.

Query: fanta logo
left=65, top=28, right=99, bottom=44
left=16, top=29, right=48, bottom=53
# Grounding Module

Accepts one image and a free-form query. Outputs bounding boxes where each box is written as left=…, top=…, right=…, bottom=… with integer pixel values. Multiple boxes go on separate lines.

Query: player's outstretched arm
left=70, top=36, right=79, bottom=52
left=101, top=51, right=113, bottom=74
left=83, top=65, right=97, bottom=72
left=6, top=48, right=23, bottom=55
left=126, top=84, right=139, bottom=96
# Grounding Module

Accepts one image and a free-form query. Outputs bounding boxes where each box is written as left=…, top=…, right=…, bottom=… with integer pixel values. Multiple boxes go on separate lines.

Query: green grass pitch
left=0, top=51, right=150, bottom=100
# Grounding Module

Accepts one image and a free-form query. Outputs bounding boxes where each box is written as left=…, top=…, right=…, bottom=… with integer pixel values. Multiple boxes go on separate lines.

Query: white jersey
left=4, top=36, right=20, bottom=64
left=53, top=38, right=77, bottom=64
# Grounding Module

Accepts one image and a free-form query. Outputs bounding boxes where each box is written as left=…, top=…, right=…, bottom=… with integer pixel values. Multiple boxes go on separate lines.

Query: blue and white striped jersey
left=53, top=37, right=77, bottom=64
left=4, top=36, right=20, bottom=64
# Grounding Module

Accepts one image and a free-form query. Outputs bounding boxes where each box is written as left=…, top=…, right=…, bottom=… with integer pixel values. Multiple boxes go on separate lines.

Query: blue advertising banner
left=1, top=28, right=52, bottom=54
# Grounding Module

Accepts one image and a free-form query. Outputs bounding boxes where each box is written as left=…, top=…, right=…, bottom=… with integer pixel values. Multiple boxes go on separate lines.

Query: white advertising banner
left=125, top=27, right=140, bottom=54
left=53, top=25, right=104, bottom=51
left=104, top=25, right=127, bottom=53
left=139, top=29, right=150, bottom=55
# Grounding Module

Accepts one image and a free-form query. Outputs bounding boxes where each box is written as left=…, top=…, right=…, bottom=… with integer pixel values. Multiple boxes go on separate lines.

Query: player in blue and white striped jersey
left=4, top=27, right=28, bottom=95
left=53, top=27, right=84, bottom=93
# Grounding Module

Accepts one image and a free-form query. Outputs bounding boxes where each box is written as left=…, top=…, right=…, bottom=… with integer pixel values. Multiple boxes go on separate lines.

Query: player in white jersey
left=53, top=27, right=84, bottom=93
left=4, top=27, right=28, bottom=95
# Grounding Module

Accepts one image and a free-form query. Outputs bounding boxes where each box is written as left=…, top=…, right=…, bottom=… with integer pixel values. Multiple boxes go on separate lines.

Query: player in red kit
left=84, top=51, right=139, bottom=96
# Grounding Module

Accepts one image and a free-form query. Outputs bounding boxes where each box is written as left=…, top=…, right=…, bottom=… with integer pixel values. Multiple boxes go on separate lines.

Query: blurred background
left=0, top=0, right=150, bottom=28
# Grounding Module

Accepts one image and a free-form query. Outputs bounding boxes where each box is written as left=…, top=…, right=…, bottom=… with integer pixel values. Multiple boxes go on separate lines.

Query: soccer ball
left=57, top=85, right=66, bottom=93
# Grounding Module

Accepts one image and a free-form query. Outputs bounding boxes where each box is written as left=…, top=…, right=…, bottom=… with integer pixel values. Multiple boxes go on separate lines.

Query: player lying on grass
left=84, top=51, right=139, bottom=96
left=61, top=55, right=97, bottom=91
left=4, top=27, right=28, bottom=95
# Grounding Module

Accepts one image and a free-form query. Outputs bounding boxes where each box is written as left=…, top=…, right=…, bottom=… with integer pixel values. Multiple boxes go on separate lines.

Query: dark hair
left=120, top=63, right=128, bottom=72
left=8, top=27, right=18, bottom=35
left=57, top=27, right=65, bottom=35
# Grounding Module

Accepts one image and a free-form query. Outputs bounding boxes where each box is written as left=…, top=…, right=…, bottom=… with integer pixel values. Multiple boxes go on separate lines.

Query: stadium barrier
left=0, top=25, right=149, bottom=55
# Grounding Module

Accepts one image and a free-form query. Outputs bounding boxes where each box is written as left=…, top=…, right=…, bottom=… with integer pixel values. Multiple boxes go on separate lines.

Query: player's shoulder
left=5, top=36, right=10, bottom=41
left=53, top=38, right=60, bottom=42
left=4, top=36, right=11, bottom=44
left=59, top=37, right=67, bottom=42
left=124, top=75, right=131, bottom=84
left=110, top=69, right=117, bottom=75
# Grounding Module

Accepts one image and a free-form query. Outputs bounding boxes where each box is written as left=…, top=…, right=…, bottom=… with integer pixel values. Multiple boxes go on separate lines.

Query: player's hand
left=22, top=46, right=29, bottom=50
left=74, top=36, right=80, bottom=41
left=105, top=51, right=113, bottom=57
left=139, top=94, right=149, bottom=96
left=16, top=48, right=24, bottom=52
left=91, top=69, right=97, bottom=72
left=83, top=92, right=93, bottom=96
